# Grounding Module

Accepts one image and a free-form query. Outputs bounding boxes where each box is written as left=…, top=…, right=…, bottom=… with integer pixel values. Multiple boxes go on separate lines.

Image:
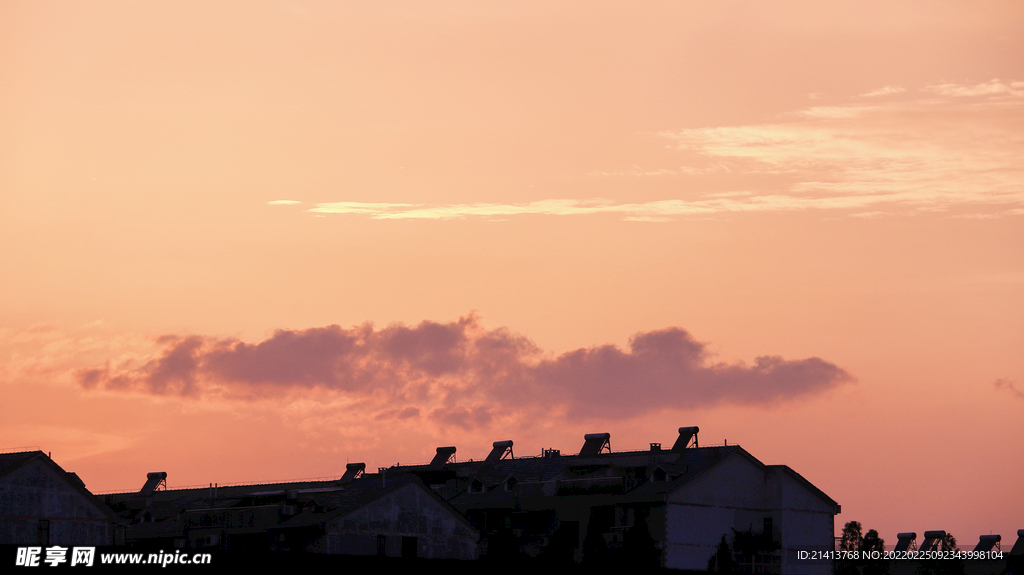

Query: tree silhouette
left=581, top=508, right=614, bottom=567
left=840, top=521, right=864, bottom=550
left=836, top=521, right=864, bottom=575
left=723, top=526, right=780, bottom=574
left=621, top=512, right=659, bottom=569
left=835, top=521, right=889, bottom=575
left=708, top=534, right=737, bottom=574
left=860, top=529, right=888, bottom=575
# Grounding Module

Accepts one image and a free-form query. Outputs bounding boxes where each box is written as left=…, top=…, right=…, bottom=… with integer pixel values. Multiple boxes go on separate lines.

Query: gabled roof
left=106, top=468, right=478, bottom=540
left=766, top=464, right=841, bottom=511
left=280, top=475, right=420, bottom=525
left=105, top=477, right=350, bottom=507
left=438, top=441, right=840, bottom=515
left=0, top=450, right=118, bottom=522
left=443, top=444, right=751, bottom=507
left=616, top=445, right=748, bottom=500
left=0, top=450, right=45, bottom=480
left=468, top=465, right=528, bottom=489
left=274, top=474, right=478, bottom=536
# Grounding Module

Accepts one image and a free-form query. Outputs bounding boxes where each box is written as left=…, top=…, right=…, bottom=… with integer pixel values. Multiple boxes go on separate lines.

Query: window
left=401, top=536, right=418, bottom=558
left=37, top=520, right=49, bottom=546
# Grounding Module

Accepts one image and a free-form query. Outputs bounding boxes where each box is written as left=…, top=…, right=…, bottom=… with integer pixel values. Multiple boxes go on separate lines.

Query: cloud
left=78, top=336, right=206, bottom=395
left=430, top=404, right=494, bottom=431
left=623, top=216, right=673, bottom=222
left=308, top=199, right=623, bottom=219
left=849, top=211, right=891, bottom=219
left=297, top=82, right=1023, bottom=221
left=587, top=167, right=681, bottom=177
left=661, top=90, right=1024, bottom=215
left=74, top=315, right=853, bottom=420
left=994, top=378, right=1024, bottom=400
left=860, top=86, right=905, bottom=97
left=925, top=79, right=1024, bottom=98
left=1, top=424, right=137, bottom=462
left=374, top=406, right=421, bottom=421
left=797, top=105, right=877, bottom=119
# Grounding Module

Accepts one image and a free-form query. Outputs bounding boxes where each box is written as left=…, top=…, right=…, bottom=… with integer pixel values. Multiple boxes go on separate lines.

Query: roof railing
left=0, top=446, right=42, bottom=454
left=95, top=474, right=348, bottom=495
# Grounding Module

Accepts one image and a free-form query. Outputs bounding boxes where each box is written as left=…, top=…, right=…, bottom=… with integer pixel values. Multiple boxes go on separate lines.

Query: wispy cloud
left=587, top=167, right=682, bottom=177
left=291, top=82, right=1024, bottom=221
left=310, top=199, right=611, bottom=219
left=306, top=197, right=862, bottom=220
left=926, top=79, right=1024, bottom=98
left=994, top=378, right=1024, bottom=400
left=73, top=315, right=853, bottom=424
left=860, top=85, right=905, bottom=97
left=662, top=87, right=1024, bottom=216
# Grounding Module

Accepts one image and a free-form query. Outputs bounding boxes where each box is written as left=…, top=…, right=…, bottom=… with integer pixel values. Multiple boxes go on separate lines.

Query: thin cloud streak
left=860, top=85, right=906, bottom=97
left=662, top=87, right=1024, bottom=215
left=300, top=83, right=1023, bottom=221
left=74, top=315, right=853, bottom=423
left=925, top=79, right=1024, bottom=98
left=307, top=197, right=880, bottom=220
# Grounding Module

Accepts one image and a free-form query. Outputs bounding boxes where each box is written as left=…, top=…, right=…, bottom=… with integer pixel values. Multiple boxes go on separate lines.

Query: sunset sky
left=2, top=1, right=1022, bottom=544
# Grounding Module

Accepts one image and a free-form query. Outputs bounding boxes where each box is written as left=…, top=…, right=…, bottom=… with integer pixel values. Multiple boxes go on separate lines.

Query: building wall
left=0, top=458, right=111, bottom=546
left=316, top=483, right=478, bottom=560
left=180, top=505, right=283, bottom=549
left=664, top=454, right=837, bottom=575
left=765, top=467, right=836, bottom=575
left=664, top=452, right=768, bottom=570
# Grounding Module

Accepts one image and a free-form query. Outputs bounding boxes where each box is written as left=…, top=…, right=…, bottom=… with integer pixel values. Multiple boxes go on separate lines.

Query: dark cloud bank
left=76, top=315, right=853, bottom=425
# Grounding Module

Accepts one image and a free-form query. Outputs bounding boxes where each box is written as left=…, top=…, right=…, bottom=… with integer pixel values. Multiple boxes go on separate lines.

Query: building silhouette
left=384, top=426, right=840, bottom=573
left=9, top=432, right=1021, bottom=573
left=0, top=450, right=118, bottom=546
left=99, top=425, right=840, bottom=573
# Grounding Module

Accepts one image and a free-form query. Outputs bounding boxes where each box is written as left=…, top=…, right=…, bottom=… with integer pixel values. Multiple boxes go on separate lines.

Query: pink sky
left=2, top=1, right=1022, bottom=545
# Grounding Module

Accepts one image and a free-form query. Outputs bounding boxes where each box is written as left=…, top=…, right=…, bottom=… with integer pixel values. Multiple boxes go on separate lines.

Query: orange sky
left=2, top=1, right=1022, bottom=545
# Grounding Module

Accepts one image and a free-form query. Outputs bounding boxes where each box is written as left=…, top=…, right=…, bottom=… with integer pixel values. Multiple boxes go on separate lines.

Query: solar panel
left=894, top=532, right=916, bottom=552
left=671, top=426, right=700, bottom=452
left=485, top=440, right=514, bottom=463
left=429, top=446, right=457, bottom=468
left=919, top=531, right=946, bottom=552
left=140, top=471, right=167, bottom=496
left=1009, top=529, right=1024, bottom=556
left=579, top=433, right=611, bottom=457
left=340, top=462, right=365, bottom=482
left=973, top=534, right=1000, bottom=552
